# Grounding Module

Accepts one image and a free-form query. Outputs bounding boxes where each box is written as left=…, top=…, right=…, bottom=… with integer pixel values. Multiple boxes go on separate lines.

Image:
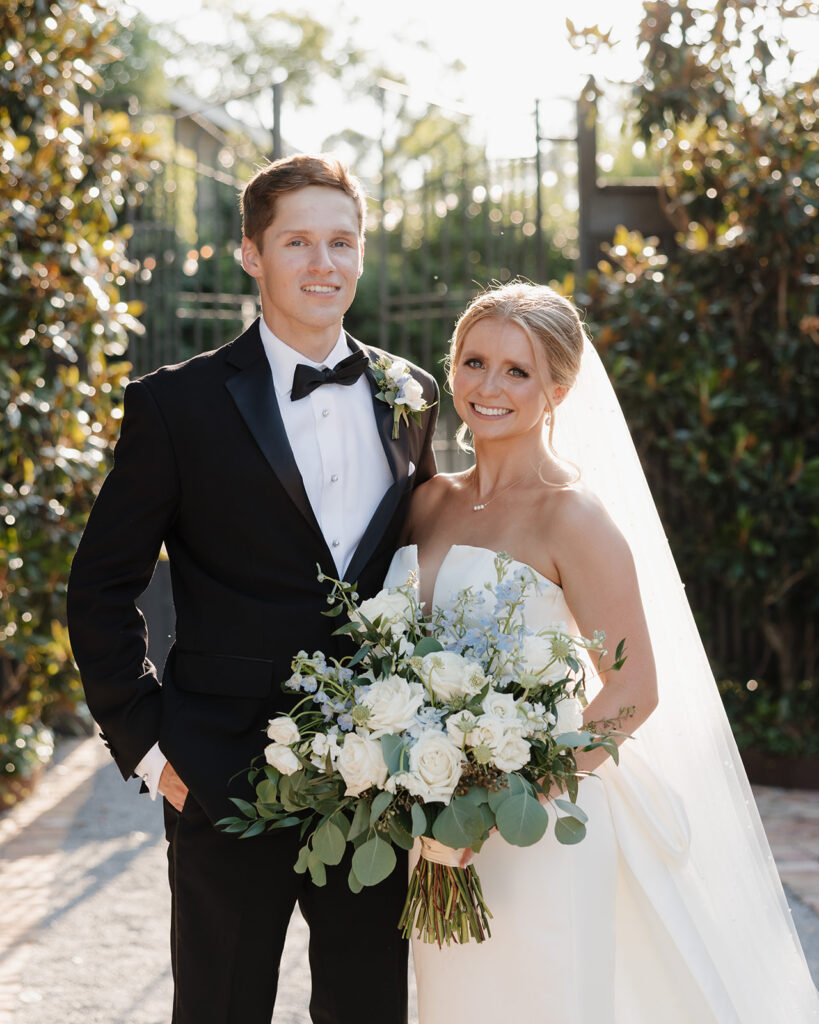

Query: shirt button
left=332, top=539, right=340, bottom=548
left=330, top=474, right=339, bottom=483
left=322, top=408, right=330, bottom=418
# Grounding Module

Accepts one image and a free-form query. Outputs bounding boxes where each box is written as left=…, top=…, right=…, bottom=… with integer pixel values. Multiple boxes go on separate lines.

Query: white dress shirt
left=135, top=318, right=393, bottom=799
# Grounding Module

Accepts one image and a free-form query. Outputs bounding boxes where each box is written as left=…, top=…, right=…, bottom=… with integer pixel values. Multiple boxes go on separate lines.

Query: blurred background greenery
left=1, top=0, right=817, bottom=803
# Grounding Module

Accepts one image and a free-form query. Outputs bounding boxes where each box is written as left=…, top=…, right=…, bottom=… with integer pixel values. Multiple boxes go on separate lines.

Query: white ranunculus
left=264, top=742, right=300, bottom=775
left=407, top=730, right=464, bottom=804
left=266, top=715, right=300, bottom=745
left=521, top=634, right=569, bottom=684
left=492, top=733, right=532, bottom=773
left=396, top=376, right=425, bottom=412
left=418, top=651, right=486, bottom=703
left=466, top=714, right=506, bottom=752
left=336, top=733, right=388, bottom=796
left=353, top=589, right=414, bottom=638
left=554, top=696, right=584, bottom=735
left=310, top=729, right=340, bottom=769
left=385, top=359, right=410, bottom=383
left=360, top=675, right=426, bottom=738
left=445, top=709, right=479, bottom=746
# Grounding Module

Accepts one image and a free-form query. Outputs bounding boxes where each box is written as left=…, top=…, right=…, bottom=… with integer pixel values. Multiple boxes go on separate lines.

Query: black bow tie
left=290, top=349, right=369, bottom=401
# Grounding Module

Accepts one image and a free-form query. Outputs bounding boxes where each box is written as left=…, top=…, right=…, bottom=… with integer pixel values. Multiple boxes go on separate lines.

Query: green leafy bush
left=578, top=1, right=818, bottom=754
left=0, top=0, right=155, bottom=786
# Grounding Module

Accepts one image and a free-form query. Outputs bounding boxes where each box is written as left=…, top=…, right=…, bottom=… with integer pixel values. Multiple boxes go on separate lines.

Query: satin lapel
left=344, top=340, right=413, bottom=583
left=224, top=327, right=323, bottom=540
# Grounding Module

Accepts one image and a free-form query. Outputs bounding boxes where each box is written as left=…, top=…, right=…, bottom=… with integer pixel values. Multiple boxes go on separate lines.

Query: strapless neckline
left=393, top=543, right=561, bottom=613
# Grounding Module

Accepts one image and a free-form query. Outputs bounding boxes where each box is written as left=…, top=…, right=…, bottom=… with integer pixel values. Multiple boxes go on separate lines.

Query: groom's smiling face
left=241, top=185, right=364, bottom=357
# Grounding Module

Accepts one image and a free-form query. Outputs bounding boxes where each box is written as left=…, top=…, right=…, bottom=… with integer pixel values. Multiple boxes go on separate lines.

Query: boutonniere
left=370, top=355, right=434, bottom=439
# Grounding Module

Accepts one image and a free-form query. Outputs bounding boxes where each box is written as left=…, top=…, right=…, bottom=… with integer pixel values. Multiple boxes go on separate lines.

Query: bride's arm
left=550, top=489, right=659, bottom=777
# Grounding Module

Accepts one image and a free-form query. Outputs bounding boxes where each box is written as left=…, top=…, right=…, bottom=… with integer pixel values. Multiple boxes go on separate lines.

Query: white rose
left=360, top=675, right=425, bottom=738
left=418, top=651, right=486, bottom=703
left=385, top=359, right=410, bottom=383
left=310, top=730, right=340, bottom=769
left=353, top=589, right=414, bottom=638
left=396, top=376, right=425, bottom=412
left=264, top=743, right=300, bottom=775
left=466, top=714, right=507, bottom=751
left=445, top=709, right=479, bottom=746
left=554, top=696, right=584, bottom=735
left=482, top=690, right=521, bottom=724
left=266, top=715, right=300, bottom=745
left=336, top=733, right=388, bottom=796
left=407, top=730, right=464, bottom=804
left=492, top=733, right=532, bottom=773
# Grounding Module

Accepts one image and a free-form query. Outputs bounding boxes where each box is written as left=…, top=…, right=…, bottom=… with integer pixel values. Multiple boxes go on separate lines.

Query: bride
left=383, top=282, right=818, bottom=1023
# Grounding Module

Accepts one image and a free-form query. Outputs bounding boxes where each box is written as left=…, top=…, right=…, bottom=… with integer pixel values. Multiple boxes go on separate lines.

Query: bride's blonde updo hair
left=446, top=280, right=588, bottom=456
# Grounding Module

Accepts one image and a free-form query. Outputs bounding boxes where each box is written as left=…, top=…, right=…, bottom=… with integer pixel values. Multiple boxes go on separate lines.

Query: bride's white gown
left=384, top=544, right=819, bottom=1024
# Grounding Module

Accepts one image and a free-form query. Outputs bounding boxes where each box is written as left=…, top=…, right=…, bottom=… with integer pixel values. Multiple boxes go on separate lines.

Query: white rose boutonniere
left=370, top=354, right=435, bottom=439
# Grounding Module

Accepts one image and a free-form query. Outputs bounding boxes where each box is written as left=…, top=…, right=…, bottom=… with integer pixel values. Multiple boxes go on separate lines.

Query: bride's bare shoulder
left=546, top=484, right=633, bottom=562
left=405, top=471, right=469, bottom=539
left=546, top=484, right=617, bottom=537
left=412, top=471, right=469, bottom=507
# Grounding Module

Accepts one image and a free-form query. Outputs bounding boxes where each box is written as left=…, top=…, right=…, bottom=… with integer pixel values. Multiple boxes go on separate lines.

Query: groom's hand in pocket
left=159, top=762, right=188, bottom=812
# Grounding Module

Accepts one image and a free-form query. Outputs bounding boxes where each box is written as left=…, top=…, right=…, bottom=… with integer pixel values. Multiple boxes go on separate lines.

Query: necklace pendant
left=473, top=503, right=487, bottom=511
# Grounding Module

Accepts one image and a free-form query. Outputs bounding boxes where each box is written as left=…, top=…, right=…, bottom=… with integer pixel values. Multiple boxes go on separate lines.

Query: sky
left=127, top=0, right=819, bottom=165
left=126, top=0, right=650, bottom=160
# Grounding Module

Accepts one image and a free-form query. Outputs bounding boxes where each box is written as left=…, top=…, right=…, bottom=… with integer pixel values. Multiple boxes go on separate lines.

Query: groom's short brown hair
left=241, top=153, right=367, bottom=249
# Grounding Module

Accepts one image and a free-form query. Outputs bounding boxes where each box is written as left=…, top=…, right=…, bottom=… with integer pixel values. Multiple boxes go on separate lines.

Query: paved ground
left=1, top=737, right=817, bottom=1023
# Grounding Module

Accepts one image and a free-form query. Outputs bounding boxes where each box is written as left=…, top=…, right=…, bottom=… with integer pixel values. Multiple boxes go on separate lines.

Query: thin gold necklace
left=471, top=465, right=538, bottom=512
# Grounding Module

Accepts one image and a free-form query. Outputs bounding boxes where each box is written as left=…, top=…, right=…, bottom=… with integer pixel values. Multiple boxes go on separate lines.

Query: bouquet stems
left=399, top=857, right=492, bottom=945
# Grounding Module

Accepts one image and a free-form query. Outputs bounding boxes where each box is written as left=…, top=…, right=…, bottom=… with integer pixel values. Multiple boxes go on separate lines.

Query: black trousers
left=164, top=796, right=408, bottom=1024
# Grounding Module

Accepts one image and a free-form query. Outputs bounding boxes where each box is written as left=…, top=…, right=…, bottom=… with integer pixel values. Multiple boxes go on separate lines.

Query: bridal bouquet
left=218, top=554, right=624, bottom=945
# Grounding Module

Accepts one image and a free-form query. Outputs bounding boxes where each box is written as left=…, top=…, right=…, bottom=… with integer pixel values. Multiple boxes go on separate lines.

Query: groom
left=67, top=153, right=438, bottom=1023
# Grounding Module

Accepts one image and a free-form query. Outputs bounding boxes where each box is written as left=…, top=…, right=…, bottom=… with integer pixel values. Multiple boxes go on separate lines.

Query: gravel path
left=1, top=738, right=816, bottom=1022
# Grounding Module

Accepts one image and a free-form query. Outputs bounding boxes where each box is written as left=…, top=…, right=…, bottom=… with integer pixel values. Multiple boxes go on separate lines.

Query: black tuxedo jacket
left=67, top=320, right=439, bottom=822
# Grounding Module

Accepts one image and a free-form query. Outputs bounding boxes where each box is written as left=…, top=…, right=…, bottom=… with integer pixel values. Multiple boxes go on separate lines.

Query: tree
left=0, top=0, right=155, bottom=798
left=578, top=0, right=819, bottom=752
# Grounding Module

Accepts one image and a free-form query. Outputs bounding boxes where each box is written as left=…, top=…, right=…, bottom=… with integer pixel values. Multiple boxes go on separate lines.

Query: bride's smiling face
left=452, top=317, right=566, bottom=441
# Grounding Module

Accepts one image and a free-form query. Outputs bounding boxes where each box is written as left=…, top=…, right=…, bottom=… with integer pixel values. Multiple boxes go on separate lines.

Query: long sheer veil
left=552, top=339, right=819, bottom=1020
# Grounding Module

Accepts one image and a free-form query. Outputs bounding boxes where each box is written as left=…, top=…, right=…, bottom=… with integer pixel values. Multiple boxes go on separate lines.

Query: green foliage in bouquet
left=220, top=556, right=626, bottom=945
left=0, top=0, right=155, bottom=779
left=575, top=0, right=818, bottom=739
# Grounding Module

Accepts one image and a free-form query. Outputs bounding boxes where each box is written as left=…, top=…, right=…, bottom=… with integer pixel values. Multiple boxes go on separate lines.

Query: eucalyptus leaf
left=432, top=799, right=484, bottom=849
left=554, top=815, right=587, bottom=845
left=294, top=844, right=311, bottom=874
left=555, top=730, right=593, bottom=747
left=388, top=817, right=415, bottom=851
left=380, top=733, right=408, bottom=776
left=410, top=801, right=428, bottom=837
left=459, top=785, right=490, bottom=806
left=495, top=793, right=549, bottom=847
left=348, top=867, right=363, bottom=894
left=412, top=637, right=443, bottom=657
left=307, top=849, right=327, bottom=886
left=347, top=800, right=370, bottom=841
left=351, top=836, right=397, bottom=886
left=313, top=821, right=346, bottom=865
left=487, top=772, right=528, bottom=813
left=370, top=790, right=393, bottom=825
left=256, top=778, right=278, bottom=805
left=554, top=798, right=588, bottom=824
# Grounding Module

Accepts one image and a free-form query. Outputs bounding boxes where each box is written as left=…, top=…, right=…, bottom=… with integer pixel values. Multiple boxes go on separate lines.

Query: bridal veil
left=552, top=338, right=819, bottom=1021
